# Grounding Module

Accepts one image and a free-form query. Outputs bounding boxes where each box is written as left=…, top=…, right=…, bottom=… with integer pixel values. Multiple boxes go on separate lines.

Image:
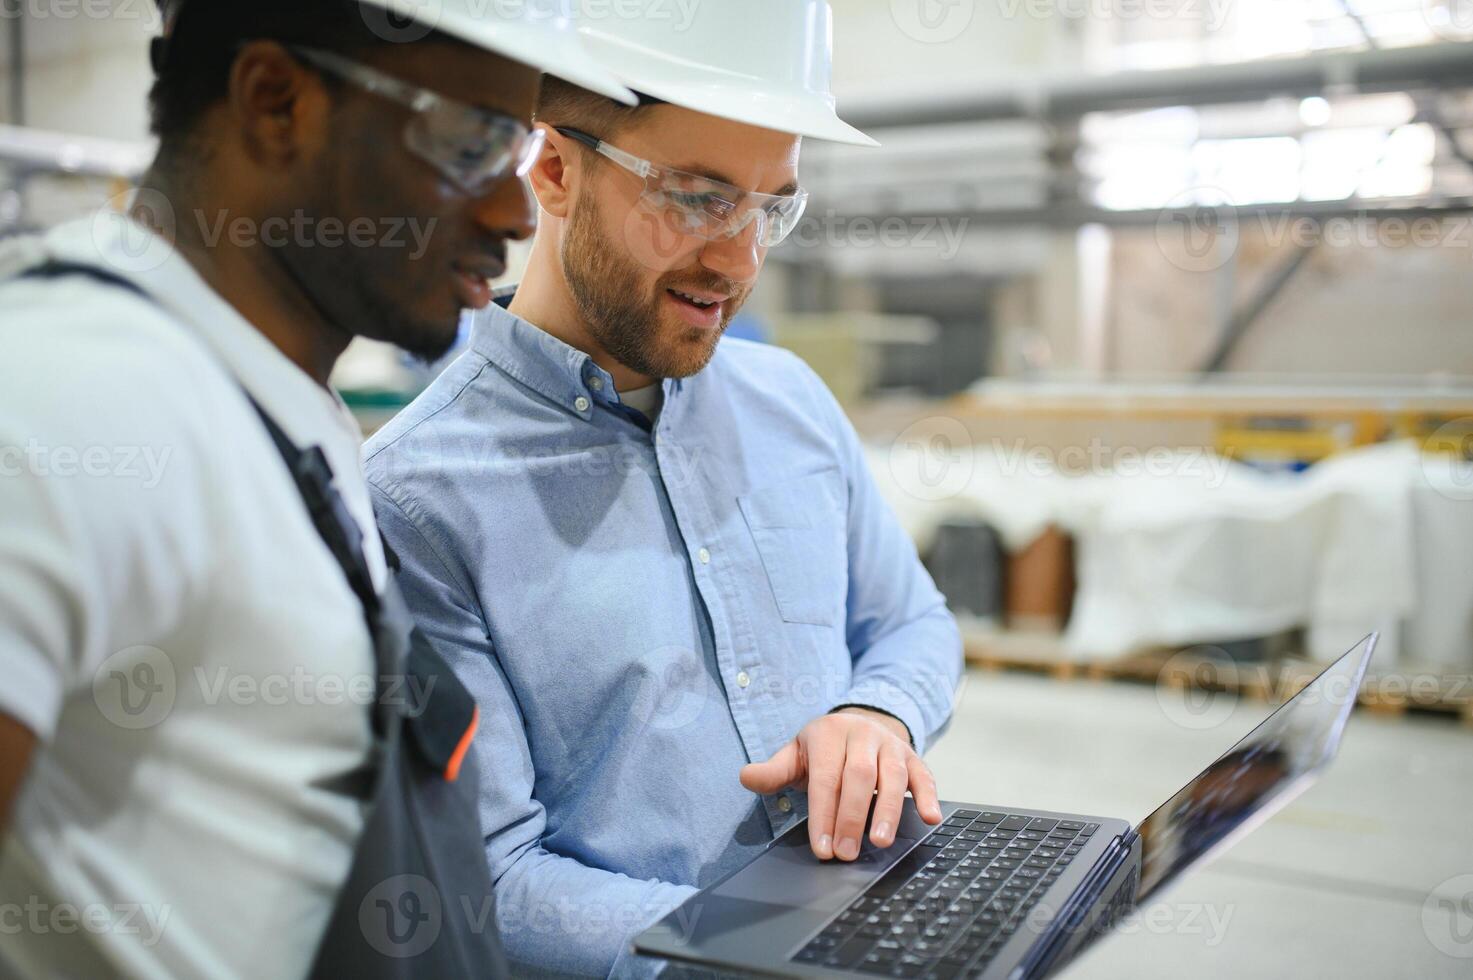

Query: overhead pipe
left=845, top=41, right=1473, bottom=130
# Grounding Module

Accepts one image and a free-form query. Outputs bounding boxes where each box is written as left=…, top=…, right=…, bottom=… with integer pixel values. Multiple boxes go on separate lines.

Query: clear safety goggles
left=555, top=126, right=809, bottom=248
left=290, top=46, right=546, bottom=196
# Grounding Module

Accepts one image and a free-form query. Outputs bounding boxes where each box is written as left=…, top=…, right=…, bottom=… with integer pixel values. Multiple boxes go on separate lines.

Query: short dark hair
left=147, top=0, right=398, bottom=157
left=535, top=75, right=659, bottom=141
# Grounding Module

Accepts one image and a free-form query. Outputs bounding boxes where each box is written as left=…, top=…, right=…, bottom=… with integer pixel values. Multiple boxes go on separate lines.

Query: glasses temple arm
left=553, top=127, right=653, bottom=180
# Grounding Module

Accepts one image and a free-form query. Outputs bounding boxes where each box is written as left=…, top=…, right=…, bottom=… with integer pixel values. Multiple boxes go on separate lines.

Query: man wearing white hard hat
left=364, top=1, right=963, bottom=974
left=0, top=1, right=633, bottom=977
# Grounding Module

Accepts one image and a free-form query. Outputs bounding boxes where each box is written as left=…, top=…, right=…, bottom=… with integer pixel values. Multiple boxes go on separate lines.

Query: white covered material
left=1065, top=442, right=1418, bottom=662
left=868, top=438, right=1473, bottom=668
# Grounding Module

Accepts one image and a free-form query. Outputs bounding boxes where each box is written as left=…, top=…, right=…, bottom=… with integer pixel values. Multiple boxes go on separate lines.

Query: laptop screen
left=1132, top=633, right=1377, bottom=904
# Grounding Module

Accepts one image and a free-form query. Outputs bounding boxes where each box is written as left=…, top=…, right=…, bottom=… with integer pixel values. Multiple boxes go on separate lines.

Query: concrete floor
left=924, top=669, right=1473, bottom=979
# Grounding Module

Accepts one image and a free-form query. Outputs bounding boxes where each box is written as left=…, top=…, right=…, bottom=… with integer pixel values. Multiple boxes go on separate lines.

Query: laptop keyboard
left=790, top=810, right=1098, bottom=978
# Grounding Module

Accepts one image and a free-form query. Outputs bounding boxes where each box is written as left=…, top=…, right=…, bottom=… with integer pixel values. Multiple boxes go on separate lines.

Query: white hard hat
left=153, top=0, right=637, bottom=106
left=575, top=0, right=876, bottom=146
left=370, top=0, right=637, bottom=104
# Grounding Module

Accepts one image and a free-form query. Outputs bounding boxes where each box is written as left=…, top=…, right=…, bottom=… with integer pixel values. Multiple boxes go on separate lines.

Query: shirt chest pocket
left=739, top=469, right=848, bottom=627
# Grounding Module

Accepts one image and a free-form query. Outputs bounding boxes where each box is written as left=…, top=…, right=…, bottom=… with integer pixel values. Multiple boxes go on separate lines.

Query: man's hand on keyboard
left=739, top=708, right=943, bottom=862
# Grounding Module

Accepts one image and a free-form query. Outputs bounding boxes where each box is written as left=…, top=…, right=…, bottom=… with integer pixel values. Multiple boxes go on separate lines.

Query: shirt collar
left=468, top=285, right=655, bottom=422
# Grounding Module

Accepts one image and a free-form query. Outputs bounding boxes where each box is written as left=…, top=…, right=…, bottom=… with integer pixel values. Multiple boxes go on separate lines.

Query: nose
left=470, top=176, right=537, bottom=243
left=697, top=214, right=764, bottom=286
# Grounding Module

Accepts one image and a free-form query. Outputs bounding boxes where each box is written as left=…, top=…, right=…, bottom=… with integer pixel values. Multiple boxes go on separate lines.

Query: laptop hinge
left=1011, top=829, right=1138, bottom=980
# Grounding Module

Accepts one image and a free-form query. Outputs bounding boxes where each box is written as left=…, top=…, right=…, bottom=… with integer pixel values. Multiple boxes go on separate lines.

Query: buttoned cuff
left=834, top=677, right=930, bottom=756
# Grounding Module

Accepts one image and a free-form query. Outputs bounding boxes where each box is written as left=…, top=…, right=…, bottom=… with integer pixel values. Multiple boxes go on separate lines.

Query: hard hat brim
left=372, top=0, right=638, bottom=106
left=635, top=80, right=880, bottom=147
left=578, top=31, right=877, bottom=146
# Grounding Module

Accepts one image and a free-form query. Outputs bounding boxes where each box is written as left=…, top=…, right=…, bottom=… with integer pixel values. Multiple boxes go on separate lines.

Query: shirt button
left=698, top=547, right=711, bottom=565
left=588, top=377, right=604, bottom=391
left=777, top=796, right=793, bottom=813
left=736, top=671, right=751, bottom=689
left=574, top=396, right=591, bottom=412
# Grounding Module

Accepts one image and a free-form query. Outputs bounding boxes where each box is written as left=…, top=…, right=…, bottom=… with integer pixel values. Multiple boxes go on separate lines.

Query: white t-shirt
left=0, top=213, right=384, bottom=979
left=619, top=382, right=664, bottom=422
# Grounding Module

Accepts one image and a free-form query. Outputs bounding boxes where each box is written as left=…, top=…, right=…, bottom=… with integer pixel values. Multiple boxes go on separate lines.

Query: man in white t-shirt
left=0, top=1, right=633, bottom=977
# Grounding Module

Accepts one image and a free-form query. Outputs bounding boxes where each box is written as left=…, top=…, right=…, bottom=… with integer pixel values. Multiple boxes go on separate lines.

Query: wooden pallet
left=1093, top=646, right=1281, bottom=701
left=962, top=630, right=1082, bottom=681
left=963, top=629, right=1473, bottom=726
left=1276, top=661, right=1473, bottom=726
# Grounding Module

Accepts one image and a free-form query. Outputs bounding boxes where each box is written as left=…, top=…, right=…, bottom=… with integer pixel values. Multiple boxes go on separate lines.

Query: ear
left=526, top=124, right=577, bottom=220
left=226, top=41, right=326, bottom=169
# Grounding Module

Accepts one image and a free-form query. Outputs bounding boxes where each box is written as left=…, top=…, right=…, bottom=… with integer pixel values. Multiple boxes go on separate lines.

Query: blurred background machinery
left=5, top=0, right=1471, bottom=712
left=6, top=0, right=1473, bottom=699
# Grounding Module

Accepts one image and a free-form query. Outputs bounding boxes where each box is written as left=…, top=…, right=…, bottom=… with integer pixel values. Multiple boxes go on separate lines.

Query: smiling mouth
left=669, top=289, right=720, bottom=310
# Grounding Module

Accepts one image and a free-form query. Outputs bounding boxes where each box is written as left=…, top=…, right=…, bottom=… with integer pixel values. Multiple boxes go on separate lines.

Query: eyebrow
left=671, top=162, right=801, bottom=198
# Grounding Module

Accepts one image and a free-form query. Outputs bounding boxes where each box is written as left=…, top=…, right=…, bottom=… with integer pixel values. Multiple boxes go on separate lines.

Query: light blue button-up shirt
left=362, top=295, right=962, bottom=978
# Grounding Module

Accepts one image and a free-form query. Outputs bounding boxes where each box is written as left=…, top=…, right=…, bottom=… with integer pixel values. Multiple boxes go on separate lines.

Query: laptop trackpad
left=711, top=831, right=918, bottom=913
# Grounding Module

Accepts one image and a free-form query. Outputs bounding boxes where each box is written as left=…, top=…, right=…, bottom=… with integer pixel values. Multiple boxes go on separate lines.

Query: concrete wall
left=0, top=7, right=155, bottom=137
left=830, top=0, right=1086, bottom=102
left=1108, top=220, right=1473, bottom=377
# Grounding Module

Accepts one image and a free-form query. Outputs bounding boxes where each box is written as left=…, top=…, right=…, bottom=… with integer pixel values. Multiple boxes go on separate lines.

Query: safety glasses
left=290, top=46, right=546, bottom=197
left=555, top=126, right=809, bottom=248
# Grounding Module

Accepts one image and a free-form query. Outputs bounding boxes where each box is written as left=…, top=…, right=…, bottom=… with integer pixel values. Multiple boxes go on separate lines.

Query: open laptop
left=635, top=633, right=1378, bottom=979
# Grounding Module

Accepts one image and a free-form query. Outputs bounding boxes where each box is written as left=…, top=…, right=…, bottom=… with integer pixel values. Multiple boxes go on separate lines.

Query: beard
left=561, top=190, right=748, bottom=381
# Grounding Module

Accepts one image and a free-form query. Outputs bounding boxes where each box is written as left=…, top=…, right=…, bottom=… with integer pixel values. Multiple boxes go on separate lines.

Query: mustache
left=658, top=270, right=745, bottom=300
